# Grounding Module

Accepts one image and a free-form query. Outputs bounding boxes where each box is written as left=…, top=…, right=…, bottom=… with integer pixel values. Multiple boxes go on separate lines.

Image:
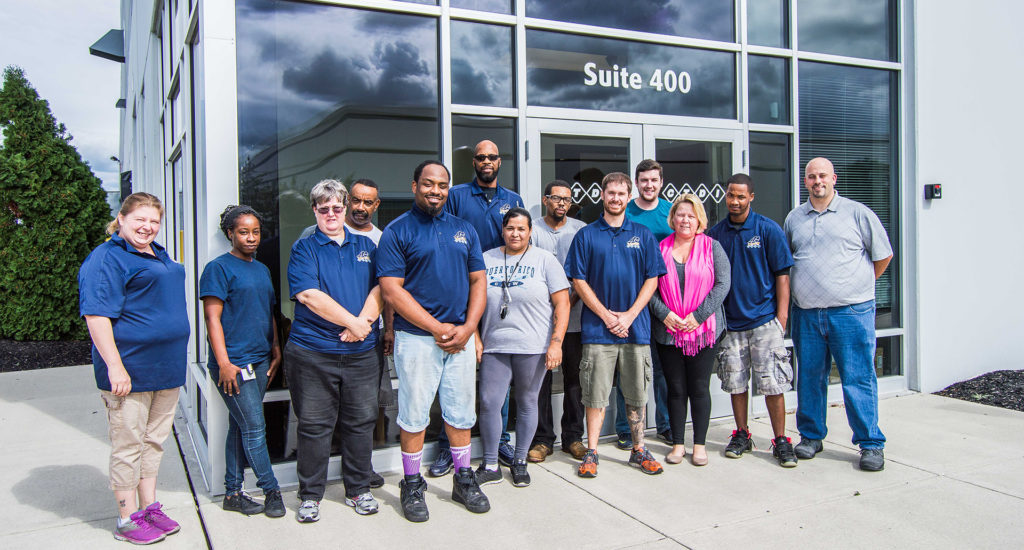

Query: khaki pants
left=100, top=388, right=179, bottom=491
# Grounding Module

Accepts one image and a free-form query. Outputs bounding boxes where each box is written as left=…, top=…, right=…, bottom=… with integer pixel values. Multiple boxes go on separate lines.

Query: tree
left=0, top=66, right=111, bottom=340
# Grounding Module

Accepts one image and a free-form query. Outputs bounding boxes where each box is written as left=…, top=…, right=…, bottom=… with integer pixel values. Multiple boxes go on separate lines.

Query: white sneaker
left=344, top=492, right=379, bottom=515
left=296, top=499, right=320, bottom=523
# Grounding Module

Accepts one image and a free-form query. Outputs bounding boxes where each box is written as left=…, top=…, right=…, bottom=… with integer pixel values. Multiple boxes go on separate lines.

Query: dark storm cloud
left=525, top=0, right=734, bottom=41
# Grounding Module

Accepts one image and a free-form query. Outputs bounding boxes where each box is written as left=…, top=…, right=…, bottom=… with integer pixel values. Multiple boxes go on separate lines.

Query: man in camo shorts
left=706, top=173, right=797, bottom=467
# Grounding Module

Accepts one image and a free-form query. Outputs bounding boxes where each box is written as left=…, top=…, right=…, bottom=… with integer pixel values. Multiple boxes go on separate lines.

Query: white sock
left=485, top=463, right=499, bottom=471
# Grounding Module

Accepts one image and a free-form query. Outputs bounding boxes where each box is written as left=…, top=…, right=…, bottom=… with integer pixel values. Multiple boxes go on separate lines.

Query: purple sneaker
left=114, top=510, right=166, bottom=545
left=143, top=502, right=180, bottom=535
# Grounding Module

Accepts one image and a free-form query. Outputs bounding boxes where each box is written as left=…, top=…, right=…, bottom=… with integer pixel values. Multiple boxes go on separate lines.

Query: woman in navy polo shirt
left=199, top=205, right=285, bottom=518
left=79, top=193, right=190, bottom=545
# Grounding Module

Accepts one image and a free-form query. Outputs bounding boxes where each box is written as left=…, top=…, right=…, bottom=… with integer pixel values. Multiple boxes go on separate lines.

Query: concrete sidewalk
left=2, top=365, right=1023, bottom=549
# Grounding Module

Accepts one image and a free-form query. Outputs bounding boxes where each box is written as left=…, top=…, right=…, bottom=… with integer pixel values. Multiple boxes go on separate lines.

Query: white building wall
left=914, top=1, right=1024, bottom=392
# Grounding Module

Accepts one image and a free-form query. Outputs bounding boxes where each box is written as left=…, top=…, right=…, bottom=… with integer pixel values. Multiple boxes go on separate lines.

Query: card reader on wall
left=924, top=183, right=942, bottom=199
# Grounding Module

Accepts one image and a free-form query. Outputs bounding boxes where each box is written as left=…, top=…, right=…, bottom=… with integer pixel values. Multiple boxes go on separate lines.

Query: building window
left=798, top=61, right=900, bottom=338
left=451, top=0, right=512, bottom=14
left=526, top=0, right=734, bottom=42
left=748, top=55, right=790, bottom=125
left=748, top=131, right=791, bottom=227
left=525, top=29, right=736, bottom=118
left=797, top=0, right=898, bottom=61
left=451, top=115, right=517, bottom=191
left=748, top=0, right=789, bottom=48
left=450, top=21, right=514, bottom=107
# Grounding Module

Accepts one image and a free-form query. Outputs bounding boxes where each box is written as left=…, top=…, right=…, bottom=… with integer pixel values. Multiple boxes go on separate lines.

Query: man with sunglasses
left=430, top=140, right=524, bottom=475
left=528, top=180, right=589, bottom=462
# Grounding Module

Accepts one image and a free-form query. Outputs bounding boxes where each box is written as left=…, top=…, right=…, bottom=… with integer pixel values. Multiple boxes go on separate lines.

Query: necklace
left=501, top=245, right=529, bottom=319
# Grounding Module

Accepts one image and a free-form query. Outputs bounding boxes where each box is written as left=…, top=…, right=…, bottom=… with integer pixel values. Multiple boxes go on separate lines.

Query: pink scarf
left=657, top=233, right=716, bottom=355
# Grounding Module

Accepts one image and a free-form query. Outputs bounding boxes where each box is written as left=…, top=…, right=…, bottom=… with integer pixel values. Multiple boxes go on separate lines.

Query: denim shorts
left=393, top=331, right=477, bottom=432
left=716, top=318, right=793, bottom=395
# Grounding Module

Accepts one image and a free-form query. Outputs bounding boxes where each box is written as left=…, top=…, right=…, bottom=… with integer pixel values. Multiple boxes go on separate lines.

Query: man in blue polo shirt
left=437, top=139, right=523, bottom=473
left=565, top=172, right=667, bottom=478
left=377, top=160, right=490, bottom=522
left=706, top=173, right=797, bottom=468
left=619, top=158, right=673, bottom=448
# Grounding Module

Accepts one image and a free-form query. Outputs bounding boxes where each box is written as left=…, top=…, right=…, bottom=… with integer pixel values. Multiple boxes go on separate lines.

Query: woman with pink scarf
left=648, top=193, right=731, bottom=466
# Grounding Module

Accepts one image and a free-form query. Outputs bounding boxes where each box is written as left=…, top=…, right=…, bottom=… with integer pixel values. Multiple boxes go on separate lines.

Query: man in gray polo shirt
left=784, top=157, right=893, bottom=472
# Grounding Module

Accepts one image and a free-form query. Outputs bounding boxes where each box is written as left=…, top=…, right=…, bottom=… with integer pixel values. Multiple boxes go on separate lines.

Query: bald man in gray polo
left=784, top=157, right=893, bottom=472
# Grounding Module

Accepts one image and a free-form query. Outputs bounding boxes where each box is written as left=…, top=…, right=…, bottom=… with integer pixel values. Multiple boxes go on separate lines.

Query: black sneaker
left=724, top=429, right=753, bottom=458
left=510, top=459, right=530, bottom=487
left=615, top=433, right=632, bottom=450
left=428, top=450, right=453, bottom=477
left=794, top=437, right=823, bottom=459
left=263, top=489, right=286, bottom=518
left=498, top=441, right=515, bottom=467
left=452, top=467, right=491, bottom=514
left=859, top=448, right=884, bottom=471
left=772, top=436, right=798, bottom=468
left=474, top=464, right=503, bottom=486
left=369, top=471, right=385, bottom=488
left=657, top=430, right=672, bottom=445
left=223, top=491, right=264, bottom=515
left=400, top=474, right=430, bottom=522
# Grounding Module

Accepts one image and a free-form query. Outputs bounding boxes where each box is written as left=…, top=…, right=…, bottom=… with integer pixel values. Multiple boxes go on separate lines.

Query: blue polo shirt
left=626, top=199, right=673, bottom=242
left=199, top=253, right=276, bottom=368
left=377, top=204, right=486, bottom=336
left=564, top=217, right=666, bottom=344
left=288, top=227, right=378, bottom=354
left=706, top=210, right=793, bottom=331
left=443, top=179, right=524, bottom=251
left=78, top=234, right=189, bottom=392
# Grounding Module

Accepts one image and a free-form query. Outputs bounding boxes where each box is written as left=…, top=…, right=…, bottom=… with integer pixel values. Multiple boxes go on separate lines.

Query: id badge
left=240, top=364, right=256, bottom=381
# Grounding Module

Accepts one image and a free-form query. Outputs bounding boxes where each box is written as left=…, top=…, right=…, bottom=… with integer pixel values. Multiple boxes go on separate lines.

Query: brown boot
left=527, top=443, right=553, bottom=463
left=562, top=440, right=588, bottom=460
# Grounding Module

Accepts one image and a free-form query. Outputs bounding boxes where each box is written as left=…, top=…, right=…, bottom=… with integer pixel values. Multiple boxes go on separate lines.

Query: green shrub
left=0, top=66, right=111, bottom=340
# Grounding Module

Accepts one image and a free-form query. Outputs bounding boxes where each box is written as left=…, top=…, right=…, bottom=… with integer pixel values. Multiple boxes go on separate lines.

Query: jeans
left=285, top=343, right=379, bottom=500
left=792, top=301, right=885, bottom=450
left=213, top=358, right=279, bottom=494
left=615, top=342, right=670, bottom=437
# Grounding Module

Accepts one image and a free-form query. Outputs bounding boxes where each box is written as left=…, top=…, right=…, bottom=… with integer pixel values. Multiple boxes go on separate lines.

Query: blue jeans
left=213, top=358, right=279, bottom=494
left=792, top=301, right=885, bottom=449
left=615, top=343, right=670, bottom=438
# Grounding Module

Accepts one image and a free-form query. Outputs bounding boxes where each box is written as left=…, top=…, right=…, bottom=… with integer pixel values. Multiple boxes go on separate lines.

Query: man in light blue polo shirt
left=784, top=157, right=893, bottom=472
left=377, top=160, right=490, bottom=521
left=565, top=172, right=667, bottom=478
left=706, top=173, right=797, bottom=467
left=620, top=158, right=673, bottom=448
left=439, top=139, right=523, bottom=472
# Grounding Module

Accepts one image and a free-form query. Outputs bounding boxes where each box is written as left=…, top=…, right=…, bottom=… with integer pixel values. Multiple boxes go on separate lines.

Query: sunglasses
left=316, top=205, right=345, bottom=215
left=474, top=154, right=501, bottom=162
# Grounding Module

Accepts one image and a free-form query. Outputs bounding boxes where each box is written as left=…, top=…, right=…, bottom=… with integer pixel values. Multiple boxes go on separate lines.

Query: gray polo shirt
left=783, top=194, right=893, bottom=309
left=531, top=216, right=586, bottom=333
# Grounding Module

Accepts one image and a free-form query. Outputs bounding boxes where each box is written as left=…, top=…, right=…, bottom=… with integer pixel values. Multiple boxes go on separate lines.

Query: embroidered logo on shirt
left=746, top=235, right=762, bottom=249
left=453, top=231, right=468, bottom=245
left=626, top=236, right=641, bottom=249
left=499, top=203, right=511, bottom=215
left=356, top=251, right=371, bottom=263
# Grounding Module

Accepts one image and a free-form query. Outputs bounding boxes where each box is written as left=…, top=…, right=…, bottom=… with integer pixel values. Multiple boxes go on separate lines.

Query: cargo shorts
left=716, top=318, right=793, bottom=396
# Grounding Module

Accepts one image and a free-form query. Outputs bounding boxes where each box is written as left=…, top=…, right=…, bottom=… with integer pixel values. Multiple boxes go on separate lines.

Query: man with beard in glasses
left=430, top=140, right=524, bottom=475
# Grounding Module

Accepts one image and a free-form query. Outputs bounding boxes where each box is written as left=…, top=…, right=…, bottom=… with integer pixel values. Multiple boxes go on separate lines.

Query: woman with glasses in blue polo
left=200, top=205, right=286, bottom=519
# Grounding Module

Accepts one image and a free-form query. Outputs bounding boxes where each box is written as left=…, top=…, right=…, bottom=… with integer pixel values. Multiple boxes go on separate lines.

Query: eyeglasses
left=316, top=205, right=345, bottom=215
left=545, top=195, right=572, bottom=205
left=473, top=154, right=501, bottom=162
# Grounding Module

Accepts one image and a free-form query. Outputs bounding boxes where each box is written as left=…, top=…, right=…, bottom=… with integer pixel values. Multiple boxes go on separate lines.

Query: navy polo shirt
left=377, top=204, right=486, bottom=336
left=706, top=210, right=793, bottom=331
left=443, top=179, right=524, bottom=251
left=564, top=217, right=666, bottom=344
left=199, top=253, right=276, bottom=368
left=78, top=234, right=189, bottom=392
left=288, top=227, right=378, bottom=354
